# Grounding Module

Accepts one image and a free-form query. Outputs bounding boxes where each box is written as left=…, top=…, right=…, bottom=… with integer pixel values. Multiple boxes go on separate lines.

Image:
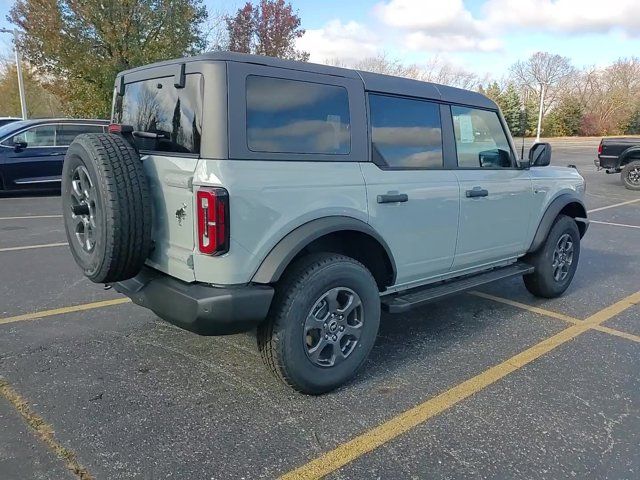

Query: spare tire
left=61, top=133, right=152, bottom=283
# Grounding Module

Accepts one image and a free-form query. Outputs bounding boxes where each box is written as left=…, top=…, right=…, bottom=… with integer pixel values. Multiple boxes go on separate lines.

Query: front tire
left=257, top=253, right=380, bottom=395
left=523, top=214, right=580, bottom=298
left=621, top=160, right=640, bottom=190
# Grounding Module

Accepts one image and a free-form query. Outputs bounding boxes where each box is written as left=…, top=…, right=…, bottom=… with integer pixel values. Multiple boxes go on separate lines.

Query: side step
left=381, top=262, right=534, bottom=314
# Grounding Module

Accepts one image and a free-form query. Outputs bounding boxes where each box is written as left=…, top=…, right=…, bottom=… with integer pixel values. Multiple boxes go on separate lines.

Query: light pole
left=535, top=81, right=547, bottom=143
left=0, top=28, right=27, bottom=119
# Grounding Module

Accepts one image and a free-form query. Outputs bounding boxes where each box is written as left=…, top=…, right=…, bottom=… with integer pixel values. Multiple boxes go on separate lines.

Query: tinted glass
left=369, top=94, right=443, bottom=169
left=10, top=125, right=56, bottom=147
left=56, top=124, right=105, bottom=146
left=113, top=74, right=203, bottom=154
left=452, top=106, right=512, bottom=168
left=246, top=76, right=350, bottom=154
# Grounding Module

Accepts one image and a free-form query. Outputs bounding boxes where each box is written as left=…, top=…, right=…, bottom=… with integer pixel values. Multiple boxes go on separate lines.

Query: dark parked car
left=0, top=118, right=108, bottom=192
left=595, top=136, right=640, bottom=190
left=0, top=117, right=21, bottom=128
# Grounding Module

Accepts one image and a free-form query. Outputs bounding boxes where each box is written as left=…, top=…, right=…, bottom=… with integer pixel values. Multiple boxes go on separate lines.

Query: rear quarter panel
left=192, top=159, right=368, bottom=285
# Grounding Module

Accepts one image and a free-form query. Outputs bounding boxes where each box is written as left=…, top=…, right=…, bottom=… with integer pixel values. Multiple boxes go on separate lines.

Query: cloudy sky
left=0, top=0, right=638, bottom=77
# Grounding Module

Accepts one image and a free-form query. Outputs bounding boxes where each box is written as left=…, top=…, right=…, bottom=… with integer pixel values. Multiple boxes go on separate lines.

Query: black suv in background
left=0, top=118, right=108, bottom=192
left=0, top=117, right=20, bottom=128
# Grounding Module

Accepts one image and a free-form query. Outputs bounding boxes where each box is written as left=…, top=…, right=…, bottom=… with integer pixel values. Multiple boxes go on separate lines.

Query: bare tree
left=510, top=52, right=575, bottom=139
left=510, top=52, right=575, bottom=117
left=329, top=53, right=481, bottom=90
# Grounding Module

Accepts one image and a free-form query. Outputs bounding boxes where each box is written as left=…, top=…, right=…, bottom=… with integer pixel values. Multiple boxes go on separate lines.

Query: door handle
left=48, top=152, right=64, bottom=156
left=377, top=193, right=408, bottom=204
left=466, top=187, right=488, bottom=198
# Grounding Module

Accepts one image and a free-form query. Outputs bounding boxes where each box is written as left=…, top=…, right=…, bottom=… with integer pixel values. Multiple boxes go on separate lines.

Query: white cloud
left=374, top=0, right=502, bottom=52
left=484, top=0, right=640, bottom=36
left=406, top=32, right=502, bottom=53
left=297, top=20, right=380, bottom=64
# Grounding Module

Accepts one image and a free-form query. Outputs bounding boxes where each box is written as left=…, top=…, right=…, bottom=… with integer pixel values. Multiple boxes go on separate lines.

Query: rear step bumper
left=381, top=262, right=534, bottom=314
left=112, top=267, right=274, bottom=335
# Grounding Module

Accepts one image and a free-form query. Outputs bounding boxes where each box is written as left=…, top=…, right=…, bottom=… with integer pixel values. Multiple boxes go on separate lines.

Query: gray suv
left=61, top=52, right=588, bottom=394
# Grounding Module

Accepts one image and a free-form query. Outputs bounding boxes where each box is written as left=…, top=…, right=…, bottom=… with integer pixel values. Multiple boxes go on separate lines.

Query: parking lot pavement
left=0, top=138, right=638, bottom=480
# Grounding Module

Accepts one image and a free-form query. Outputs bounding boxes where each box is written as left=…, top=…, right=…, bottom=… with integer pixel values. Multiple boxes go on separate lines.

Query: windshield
left=0, top=120, right=30, bottom=141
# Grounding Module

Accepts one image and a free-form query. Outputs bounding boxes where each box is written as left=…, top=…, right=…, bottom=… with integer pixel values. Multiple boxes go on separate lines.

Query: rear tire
left=61, top=133, right=152, bottom=283
left=257, top=253, right=380, bottom=395
left=621, top=160, right=640, bottom=190
left=523, top=215, right=580, bottom=298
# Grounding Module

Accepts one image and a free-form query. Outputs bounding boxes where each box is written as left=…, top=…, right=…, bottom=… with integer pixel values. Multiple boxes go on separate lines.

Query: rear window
left=113, top=74, right=203, bottom=154
left=246, top=75, right=350, bottom=155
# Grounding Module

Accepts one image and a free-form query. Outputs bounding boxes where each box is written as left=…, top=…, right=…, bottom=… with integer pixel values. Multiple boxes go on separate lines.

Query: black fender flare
left=251, top=216, right=397, bottom=285
left=619, top=146, right=640, bottom=167
left=528, top=193, right=588, bottom=253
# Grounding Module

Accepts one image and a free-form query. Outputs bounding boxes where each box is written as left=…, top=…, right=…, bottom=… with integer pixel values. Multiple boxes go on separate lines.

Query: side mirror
left=479, top=149, right=511, bottom=168
left=14, top=141, right=27, bottom=152
left=529, top=142, right=551, bottom=167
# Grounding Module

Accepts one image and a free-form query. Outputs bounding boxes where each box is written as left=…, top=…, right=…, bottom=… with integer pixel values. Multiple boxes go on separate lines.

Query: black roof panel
left=117, top=52, right=496, bottom=109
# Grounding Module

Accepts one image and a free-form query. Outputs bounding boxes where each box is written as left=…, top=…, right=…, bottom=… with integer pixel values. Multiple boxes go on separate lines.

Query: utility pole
left=535, top=82, right=546, bottom=143
left=0, top=28, right=27, bottom=119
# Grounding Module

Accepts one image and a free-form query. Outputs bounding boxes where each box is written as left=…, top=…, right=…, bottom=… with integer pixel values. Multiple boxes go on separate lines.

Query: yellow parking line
left=593, top=325, right=640, bottom=343
left=280, top=291, right=640, bottom=480
left=590, top=220, right=640, bottom=230
left=0, top=379, right=93, bottom=479
left=0, top=298, right=131, bottom=325
left=0, top=242, right=68, bottom=253
left=0, top=214, right=62, bottom=220
left=469, top=291, right=581, bottom=324
left=471, top=291, right=640, bottom=343
left=587, top=199, right=640, bottom=213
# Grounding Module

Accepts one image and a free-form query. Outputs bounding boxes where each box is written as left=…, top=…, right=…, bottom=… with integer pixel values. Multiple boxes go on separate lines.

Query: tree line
left=1, top=0, right=638, bottom=137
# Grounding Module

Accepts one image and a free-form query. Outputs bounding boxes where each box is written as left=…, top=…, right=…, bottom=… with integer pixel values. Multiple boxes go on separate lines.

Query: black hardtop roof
left=117, top=52, right=496, bottom=109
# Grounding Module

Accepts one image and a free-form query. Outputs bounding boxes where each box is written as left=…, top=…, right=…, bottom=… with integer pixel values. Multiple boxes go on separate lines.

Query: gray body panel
left=112, top=53, right=587, bottom=299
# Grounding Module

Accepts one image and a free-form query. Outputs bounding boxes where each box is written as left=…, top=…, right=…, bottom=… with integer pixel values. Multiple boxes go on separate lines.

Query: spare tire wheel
left=61, top=133, right=152, bottom=283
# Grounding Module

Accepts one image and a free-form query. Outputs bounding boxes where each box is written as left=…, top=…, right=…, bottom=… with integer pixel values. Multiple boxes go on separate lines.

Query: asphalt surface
left=0, top=138, right=638, bottom=479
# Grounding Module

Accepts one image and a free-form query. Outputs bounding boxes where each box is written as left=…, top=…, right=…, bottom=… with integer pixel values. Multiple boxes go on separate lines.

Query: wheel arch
left=620, top=146, right=640, bottom=166
left=528, top=194, right=588, bottom=253
left=251, top=216, right=397, bottom=291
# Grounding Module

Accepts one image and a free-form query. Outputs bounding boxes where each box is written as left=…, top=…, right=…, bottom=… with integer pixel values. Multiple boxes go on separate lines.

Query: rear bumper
left=596, top=156, right=619, bottom=170
left=112, top=267, right=274, bottom=335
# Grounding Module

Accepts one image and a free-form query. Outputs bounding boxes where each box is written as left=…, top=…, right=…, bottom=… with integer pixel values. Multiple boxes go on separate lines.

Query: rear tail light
left=597, top=141, right=603, bottom=155
left=108, top=123, right=134, bottom=134
left=196, top=187, right=229, bottom=255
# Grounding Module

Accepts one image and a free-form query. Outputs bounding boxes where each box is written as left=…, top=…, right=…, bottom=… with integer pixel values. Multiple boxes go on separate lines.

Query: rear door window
left=369, top=94, right=443, bottom=169
left=113, top=74, right=203, bottom=154
left=246, top=75, right=350, bottom=154
left=56, top=124, right=105, bottom=146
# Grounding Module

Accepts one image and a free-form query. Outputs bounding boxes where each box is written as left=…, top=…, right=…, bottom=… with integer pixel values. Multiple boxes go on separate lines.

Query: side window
left=9, top=125, right=56, bottom=147
left=369, top=94, right=443, bottom=169
left=56, top=124, right=105, bottom=146
left=113, top=74, right=203, bottom=154
left=451, top=106, right=513, bottom=168
left=246, top=75, right=350, bottom=154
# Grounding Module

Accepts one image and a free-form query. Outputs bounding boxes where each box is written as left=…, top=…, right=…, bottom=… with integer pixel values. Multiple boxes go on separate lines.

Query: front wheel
left=523, top=214, right=581, bottom=298
left=621, top=160, right=640, bottom=190
left=257, top=253, right=381, bottom=394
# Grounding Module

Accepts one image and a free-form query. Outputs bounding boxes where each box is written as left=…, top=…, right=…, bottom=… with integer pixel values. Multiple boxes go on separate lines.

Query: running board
left=382, top=262, right=534, bottom=314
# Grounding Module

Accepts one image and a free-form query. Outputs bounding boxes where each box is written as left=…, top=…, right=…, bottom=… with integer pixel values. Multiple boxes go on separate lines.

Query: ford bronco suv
left=61, top=52, right=588, bottom=394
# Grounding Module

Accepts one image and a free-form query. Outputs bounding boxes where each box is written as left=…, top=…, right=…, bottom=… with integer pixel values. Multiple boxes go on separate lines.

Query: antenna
left=520, top=105, right=526, bottom=160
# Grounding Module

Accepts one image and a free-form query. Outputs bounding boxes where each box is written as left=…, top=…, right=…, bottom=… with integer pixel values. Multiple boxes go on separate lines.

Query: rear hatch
left=112, top=72, right=204, bottom=282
